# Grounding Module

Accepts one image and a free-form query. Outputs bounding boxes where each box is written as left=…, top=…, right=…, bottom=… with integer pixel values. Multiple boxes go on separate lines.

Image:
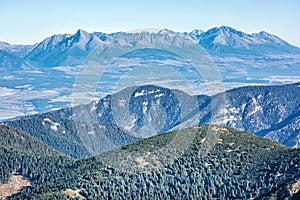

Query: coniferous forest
left=1, top=124, right=299, bottom=199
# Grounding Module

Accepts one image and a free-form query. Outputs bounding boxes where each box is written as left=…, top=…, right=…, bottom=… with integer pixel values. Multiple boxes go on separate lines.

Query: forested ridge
left=1, top=124, right=299, bottom=199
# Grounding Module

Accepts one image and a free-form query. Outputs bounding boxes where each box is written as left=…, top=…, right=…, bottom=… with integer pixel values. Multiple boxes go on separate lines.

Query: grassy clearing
left=0, top=173, right=31, bottom=200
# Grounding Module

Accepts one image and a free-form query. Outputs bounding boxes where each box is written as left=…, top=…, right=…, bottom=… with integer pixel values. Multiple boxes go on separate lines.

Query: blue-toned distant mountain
left=192, top=26, right=300, bottom=54
left=0, top=26, right=299, bottom=120
left=24, top=30, right=103, bottom=67
left=4, top=27, right=299, bottom=67
left=0, top=41, right=36, bottom=58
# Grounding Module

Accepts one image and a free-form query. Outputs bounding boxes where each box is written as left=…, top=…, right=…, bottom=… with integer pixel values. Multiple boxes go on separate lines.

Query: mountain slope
left=6, top=117, right=139, bottom=159
left=0, top=123, right=63, bottom=155
left=0, top=50, right=27, bottom=71
left=0, top=42, right=36, bottom=58
left=0, top=124, right=73, bottom=193
left=7, top=125, right=300, bottom=199
left=211, top=83, right=300, bottom=147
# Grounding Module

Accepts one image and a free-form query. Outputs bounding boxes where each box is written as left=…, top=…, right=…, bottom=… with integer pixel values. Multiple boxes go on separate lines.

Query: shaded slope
left=6, top=117, right=139, bottom=159
left=0, top=124, right=63, bottom=155
left=214, top=83, right=300, bottom=147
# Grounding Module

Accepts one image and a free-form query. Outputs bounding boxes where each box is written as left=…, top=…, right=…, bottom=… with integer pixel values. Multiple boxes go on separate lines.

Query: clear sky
left=0, top=0, right=300, bottom=47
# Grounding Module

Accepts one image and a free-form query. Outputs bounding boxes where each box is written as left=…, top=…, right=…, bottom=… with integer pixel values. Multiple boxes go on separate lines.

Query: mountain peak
left=74, top=29, right=91, bottom=41
left=251, top=31, right=288, bottom=46
left=75, top=29, right=88, bottom=35
left=206, top=26, right=246, bottom=37
left=158, top=29, right=176, bottom=35
left=219, top=25, right=236, bottom=31
left=189, top=29, right=204, bottom=40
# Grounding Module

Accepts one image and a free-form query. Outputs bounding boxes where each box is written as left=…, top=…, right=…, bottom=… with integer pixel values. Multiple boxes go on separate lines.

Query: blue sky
left=0, top=0, right=299, bottom=46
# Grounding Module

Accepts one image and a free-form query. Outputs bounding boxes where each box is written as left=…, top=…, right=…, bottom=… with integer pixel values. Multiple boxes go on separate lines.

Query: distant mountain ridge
left=192, top=26, right=298, bottom=54
left=0, top=41, right=37, bottom=58
left=1, top=26, right=299, bottom=68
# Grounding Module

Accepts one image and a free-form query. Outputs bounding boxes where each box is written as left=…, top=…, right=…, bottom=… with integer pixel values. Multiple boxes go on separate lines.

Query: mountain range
left=192, top=26, right=300, bottom=54
left=2, top=26, right=299, bottom=64
left=1, top=26, right=300, bottom=120
left=5, top=83, right=300, bottom=159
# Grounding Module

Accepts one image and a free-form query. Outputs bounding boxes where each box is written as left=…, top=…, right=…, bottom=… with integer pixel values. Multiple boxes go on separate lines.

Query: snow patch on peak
left=43, top=118, right=60, bottom=131
left=189, top=29, right=204, bottom=40
left=134, top=90, right=146, bottom=97
left=142, top=101, right=148, bottom=113
left=190, top=29, right=204, bottom=35
left=134, top=88, right=165, bottom=98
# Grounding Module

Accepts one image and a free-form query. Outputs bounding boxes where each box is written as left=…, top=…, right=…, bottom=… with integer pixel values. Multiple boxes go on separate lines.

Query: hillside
left=0, top=124, right=65, bottom=155
left=0, top=124, right=74, bottom=199
left=5, top=117, right=139, bottom=159
left=211, top=83, right=300, bottom=147
left=5, top=125, right=300, bottom=199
